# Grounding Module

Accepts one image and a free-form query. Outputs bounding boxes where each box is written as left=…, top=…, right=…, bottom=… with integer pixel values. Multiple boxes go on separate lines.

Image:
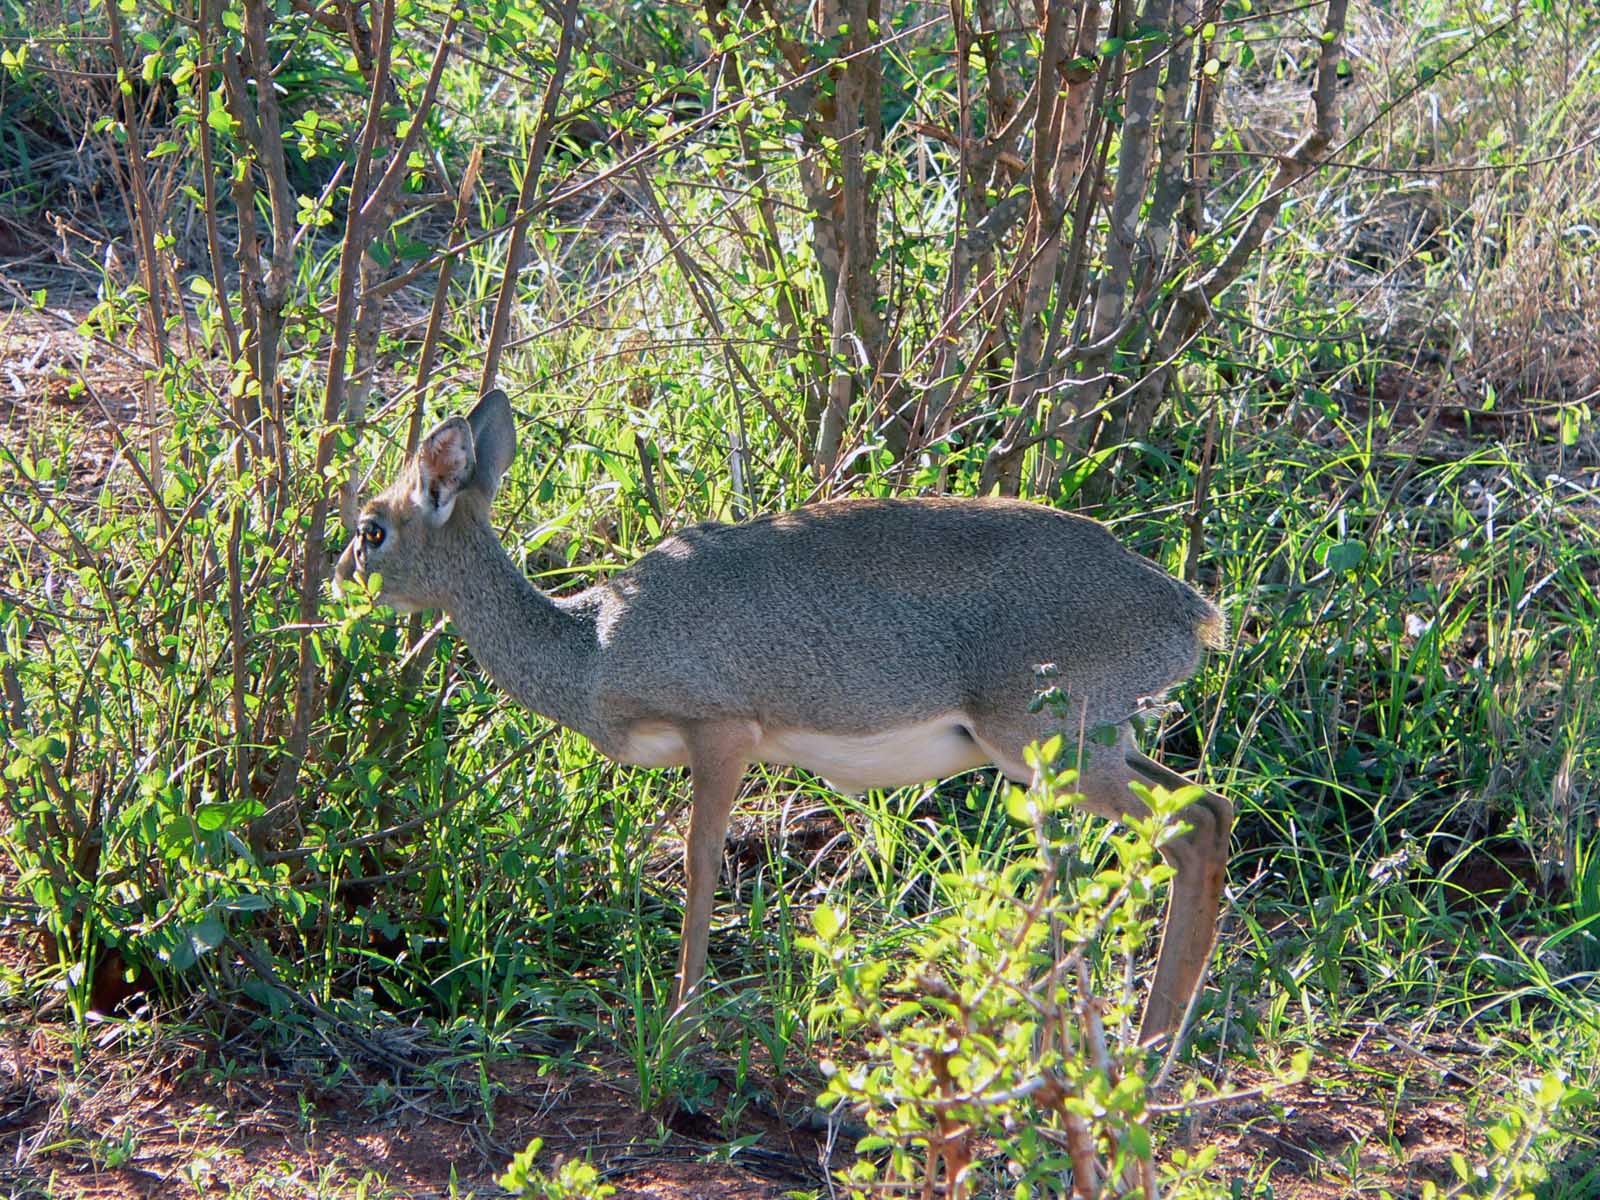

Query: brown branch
left=341, top=5, right=464, bottom=526
left=356, top=5, right=461, bottom=226
left=705, top=0, right=819, bottom=457
left=1186, top=0, right=1225, bottom=237
left=1115, top=0, right=1350, bottom=471
left=194, top=0, right=242, bottom=369
left=407, top=146, right=484, bottom=456
left=627, top=158, right=798, bottom=489
left=979, top=0, right=1108, bottom=496
left=480, top=0, right=582, bottom=393
left=101, top=0, right=169, bottom=536
left=265, top=0, right=400, bottom=827
left=1089, top=0, right=1175, bottom=347
left=1184, top=0, right=1350, bottom=308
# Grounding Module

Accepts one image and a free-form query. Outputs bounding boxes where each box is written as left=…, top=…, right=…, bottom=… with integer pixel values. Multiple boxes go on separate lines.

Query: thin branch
left=480, top=0, right=582, bottom=393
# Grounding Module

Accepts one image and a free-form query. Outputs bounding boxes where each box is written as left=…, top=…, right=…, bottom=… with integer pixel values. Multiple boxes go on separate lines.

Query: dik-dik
left=336, top=391, right=1231, bottom=1044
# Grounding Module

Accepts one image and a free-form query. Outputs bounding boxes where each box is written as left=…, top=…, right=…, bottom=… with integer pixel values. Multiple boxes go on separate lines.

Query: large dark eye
left=361, top=522, right=385, bottom=549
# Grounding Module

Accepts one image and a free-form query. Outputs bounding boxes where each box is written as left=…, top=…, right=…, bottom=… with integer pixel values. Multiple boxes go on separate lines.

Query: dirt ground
left=0, top=1014, right=839, bottom=1199
left=0, top=984, right=1486, bottom=1200
left=2, top=883, right=1482, bottom=1200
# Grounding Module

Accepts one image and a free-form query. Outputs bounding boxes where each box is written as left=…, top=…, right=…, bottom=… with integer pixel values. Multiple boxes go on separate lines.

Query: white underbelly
left=758, top=714, right=991, bottom=794
left=615, top=721, right=693, bottom=768
left=615, top=713, right=995, bottom=793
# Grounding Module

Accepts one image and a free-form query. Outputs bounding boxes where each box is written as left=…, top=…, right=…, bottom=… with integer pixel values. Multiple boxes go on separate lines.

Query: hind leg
left=971, top=720, right=1230, bottom=1045
left=1117, top=745, right=1231, bottom=1042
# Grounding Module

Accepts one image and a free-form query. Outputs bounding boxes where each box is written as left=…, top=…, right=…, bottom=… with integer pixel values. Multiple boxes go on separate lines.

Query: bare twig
left=480, top=0, right=582, bottom=393
left=101, top=0, right=169, bottom=536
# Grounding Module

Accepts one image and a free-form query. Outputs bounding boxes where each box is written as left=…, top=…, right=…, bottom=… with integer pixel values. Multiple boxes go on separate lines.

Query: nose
left=333, top=540, right=358, bottom=594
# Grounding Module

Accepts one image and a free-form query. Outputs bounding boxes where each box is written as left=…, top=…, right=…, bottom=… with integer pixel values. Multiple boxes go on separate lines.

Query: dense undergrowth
left=2, top=0, right=1599, bottom=1195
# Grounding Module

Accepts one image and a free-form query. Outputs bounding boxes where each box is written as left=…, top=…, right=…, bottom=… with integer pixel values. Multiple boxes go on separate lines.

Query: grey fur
left=341, top=478, right=1223, bottom=758
left=335, top=391, right=1232, bottom=1044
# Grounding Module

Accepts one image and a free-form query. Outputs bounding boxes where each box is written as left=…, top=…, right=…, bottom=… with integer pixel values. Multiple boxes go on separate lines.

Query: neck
left=440, top=522, right=598, bottom=736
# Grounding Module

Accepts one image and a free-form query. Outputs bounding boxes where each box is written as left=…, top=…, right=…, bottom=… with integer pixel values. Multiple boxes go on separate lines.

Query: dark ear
left=414, top=416, right=476, bottom=526
left=465, top=389, right=515, bottom=501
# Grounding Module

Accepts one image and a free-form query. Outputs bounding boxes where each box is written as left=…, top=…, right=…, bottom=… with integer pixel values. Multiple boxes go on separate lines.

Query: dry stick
left=1183, top=0, right=1350, bottom=312
left=1185, top=0, right=1224, bottom=238
left=389, top=147, right=485, bottom=686
left=101, top=0, right=168, bottom=541
left=1182, top=399, right=1219, bottom=586
left=814, top=246, right=854, bottom=483
left=0, top=480, right=126, bottom=644
left=1125, top=0, right=1351, bottom=462
left=270, top=0, right=560, bottom=822
left=326, top=0, right=397, bottom=429
left=365, top=15, right=937, bottom=320
left=333, top=0, right=403, bottom=538
left=703, top=0, right=817, bottom=457
left=228, top=937, right=423, bottom=1071
left=217, top=27, right=295, bottom=515
left=0, top=460, right=218, bottom=719
left=479, top=0, right=582, bottom=395
left=979, top=0, right=1114, bottom=496
left=999, top=0, right=1105, bottom=497
left=194, top=3, right=242, bottom=370
left=842, top=0, right=892, bottom=457
left=340, top=2, right=463, bottom=529
left=1087, top=0, right=1174, bottom=355
left=609, top=180, right=798, bottom=399
left=74, top=378, right=177, bottom=528
left=262, top=729, right=553, bottom=865
left=193, top=0, right=253, bottom=803
left=898, top=2, right=1032, bottom=463
left=1144, top=2, right=1512, bottom=364
left=1107, top=0, right=1202, bottom=459
left=1145, top=0, right=1202, bottom=254
left=1056, top=53, right=1116, bottom=325
left=355, top=8, right=460, bottom=231
left=753, top=0, right=837, bottom=269
left=813, top=255, right=1018, bottom=498
left=1033, top=79, right=1115, bottom=482
left=218, top=54, right=268, bottom=451
left=1093, top=0, right=1347, bottom=497
left=907, top=0, right=975, bottom=465
left=971, top=0, right=1020, bottom=150
left=266, top=0, right=399, bottom=825
left=628, top=159, right=800, bottom=511
left=407, top=146, right=484, bottom=457
left=824, top=40, right=1119, bottom=495
left=752, top=0, right=867, bottom=459
left=242, top=0, right=300, bottom=480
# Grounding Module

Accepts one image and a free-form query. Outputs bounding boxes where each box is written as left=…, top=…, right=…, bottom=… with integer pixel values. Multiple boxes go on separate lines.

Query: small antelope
left=336, top=391, right=1231, bottom=1044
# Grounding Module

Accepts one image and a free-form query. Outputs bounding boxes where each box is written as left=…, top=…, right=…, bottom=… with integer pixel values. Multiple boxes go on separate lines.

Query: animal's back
left=586, top=497, right=1220, bottom=732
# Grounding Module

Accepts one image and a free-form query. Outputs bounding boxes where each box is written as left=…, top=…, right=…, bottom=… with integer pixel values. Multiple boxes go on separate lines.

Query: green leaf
left=192, top=911, right=226, bottom=952
left=812, top=903, right=843, bottom=942
left=195, top=805, right=229, bottom=832
left=1322, top=540, right=1366, bottom=574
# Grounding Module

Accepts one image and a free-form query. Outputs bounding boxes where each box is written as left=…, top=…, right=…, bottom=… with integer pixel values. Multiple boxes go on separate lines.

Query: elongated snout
left=332, top=537, right=360, bottom=595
